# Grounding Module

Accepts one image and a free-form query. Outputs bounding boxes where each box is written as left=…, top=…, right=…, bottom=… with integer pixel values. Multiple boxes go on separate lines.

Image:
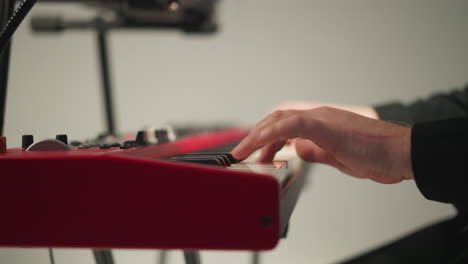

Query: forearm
left=374, top=85, right=468, bottom=124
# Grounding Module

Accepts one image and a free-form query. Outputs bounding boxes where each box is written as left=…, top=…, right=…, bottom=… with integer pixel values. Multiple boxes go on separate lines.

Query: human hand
left=231, top=107, right=413, bottom=184
left=273, top=101, right=380, bottom=119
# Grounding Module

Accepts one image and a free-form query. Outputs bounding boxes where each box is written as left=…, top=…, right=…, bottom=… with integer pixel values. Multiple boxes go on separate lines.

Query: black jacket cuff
left=411, top=118, right=468, bottom=209
left=374, top=103, right=412, bottom=124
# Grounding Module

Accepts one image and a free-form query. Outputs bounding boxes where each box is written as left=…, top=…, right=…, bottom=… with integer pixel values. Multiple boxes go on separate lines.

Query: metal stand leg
left=251, top=251, right=261, bottom=264
left=48, top=249, right=56, bottom=264
left=183, top=251, right=201, bottom=264
left=96, top=24, right=117, bottom=136
left=93, top=250, right=115, bottom=264
left=158, top=250, right=169, bottom=264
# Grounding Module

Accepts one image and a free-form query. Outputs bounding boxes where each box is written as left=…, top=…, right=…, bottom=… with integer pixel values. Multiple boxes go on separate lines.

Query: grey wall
left=2, top=0, right=468, bottom=263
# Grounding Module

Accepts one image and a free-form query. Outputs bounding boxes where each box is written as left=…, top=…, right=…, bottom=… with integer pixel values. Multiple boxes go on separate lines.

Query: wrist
left=401, top=126, right=414, bottom=180
left=385, top=124, right=414, bottom=182
left=340, top=105, right=379, bottom=119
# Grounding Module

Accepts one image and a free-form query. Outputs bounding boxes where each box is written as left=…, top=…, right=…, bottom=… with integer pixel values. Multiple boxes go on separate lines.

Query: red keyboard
left=0, top=127, right=307, bottom=251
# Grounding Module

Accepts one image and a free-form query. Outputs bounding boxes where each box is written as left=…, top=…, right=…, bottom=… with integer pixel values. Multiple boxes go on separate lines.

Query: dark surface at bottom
left=340, top=214, right=468, bottom=264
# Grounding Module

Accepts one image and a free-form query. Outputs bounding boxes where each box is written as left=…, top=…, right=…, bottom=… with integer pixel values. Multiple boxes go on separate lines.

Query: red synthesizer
left=0, top=126, right=307, bottom=251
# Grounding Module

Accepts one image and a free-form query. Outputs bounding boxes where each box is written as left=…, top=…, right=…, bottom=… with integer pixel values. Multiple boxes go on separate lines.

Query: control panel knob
left=136, top=131, right=146, bottom=145
left=26, top=139, right=71, bottom=151
left=55, top=134, right=68, bottom=145
left=155, top=129, right=170, bottom=143
left=22, top=135, right=34, bottom=149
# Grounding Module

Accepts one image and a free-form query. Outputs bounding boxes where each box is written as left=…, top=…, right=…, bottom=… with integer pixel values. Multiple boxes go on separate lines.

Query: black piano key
left=215, top=155, right=231, bottom=166
left=179, top=155, right=227, bottom=167
left=174, top=154, right=231, bottom=166
left=169, top=156, right=223, bottom=166
left=166, top=141, right=241, bottom=167
left=185, top=152, right=236, bottom=164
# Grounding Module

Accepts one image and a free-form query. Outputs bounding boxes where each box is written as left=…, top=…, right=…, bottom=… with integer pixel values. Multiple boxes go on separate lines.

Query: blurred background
left=2, top=0, right=468, bottom=263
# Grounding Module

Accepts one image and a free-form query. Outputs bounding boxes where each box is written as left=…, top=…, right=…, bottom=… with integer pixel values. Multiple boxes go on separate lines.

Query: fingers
left=257, top=140, right=287, bottom=163
left=253, top=110, right=298, bottom=135
left=295, top=139, right=338, bottom=166
left=232, top=110, right=293, bottom=161
left=294, top=138, right=354, bottom=175
left=232, top=111, right=310, bottom=160
left=294, top=139, right=324, bottom=162
left=231, top=131, right=261, bottom=161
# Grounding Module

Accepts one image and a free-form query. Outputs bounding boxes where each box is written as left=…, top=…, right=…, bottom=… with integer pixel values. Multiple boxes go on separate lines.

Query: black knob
left=122, top=140, right=138, bottom=149
left=22, top=135, right=34, bottom=149
left=70, top=141, right=82, bottom=147
left=155, top=129, right=169, bottom=143
left=56, top=134, right=68, bottom=145
left=135, top=131, right=146, bottom=145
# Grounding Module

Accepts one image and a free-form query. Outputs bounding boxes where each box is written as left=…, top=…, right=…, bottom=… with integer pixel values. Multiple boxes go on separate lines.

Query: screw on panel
left=261, top=216, right=272, bottom=226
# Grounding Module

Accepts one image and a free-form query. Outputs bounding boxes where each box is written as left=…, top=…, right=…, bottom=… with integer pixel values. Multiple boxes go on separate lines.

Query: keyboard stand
left=93, top=250, right=114, bottom=264
left=92, top=249, right=261, bottom=264
left=184, top=251, right=201, bottom=264
left=252, top=251, right=261, bottom=264
left=92, top=249, right=201, bottom=264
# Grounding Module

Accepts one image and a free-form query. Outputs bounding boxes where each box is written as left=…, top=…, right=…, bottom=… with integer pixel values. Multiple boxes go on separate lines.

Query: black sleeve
left=411, top=118, right=468, bottom=210
left=373, top=86, right=468, bottom=208
left=374, top=85, right=468, bottom=124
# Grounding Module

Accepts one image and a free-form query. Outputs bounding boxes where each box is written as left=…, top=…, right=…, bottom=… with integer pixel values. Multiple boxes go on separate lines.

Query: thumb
left=295, top=139, right=344, bottom=169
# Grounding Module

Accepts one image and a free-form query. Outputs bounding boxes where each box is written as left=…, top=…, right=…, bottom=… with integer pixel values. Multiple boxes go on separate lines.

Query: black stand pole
left=184, top=251, right=201, bottom=264
left=48, top=248, right=56, bottom=264
left=0, top=0, right=15, bottom=135
left=251, top=252, right=261, bottom=264
left=92, top=20, right=119, bottom=264
left=93, top=249, right=115, bottom=264
left=158, top=250, right=168, bottom=264
left=96, top=21, right=116, bottom=136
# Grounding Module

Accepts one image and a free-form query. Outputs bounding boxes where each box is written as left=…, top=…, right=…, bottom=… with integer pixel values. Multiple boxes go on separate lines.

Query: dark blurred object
left=0, top=0, right=37, bottom=56
left=0, top=0, right=14, bottom=136
left=32, top=0, right=218, bottom=33
left=0, top=0, right=36, bottom=135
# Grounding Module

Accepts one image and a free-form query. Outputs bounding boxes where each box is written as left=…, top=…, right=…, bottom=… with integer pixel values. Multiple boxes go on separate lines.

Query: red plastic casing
left=0, top=128, right=302, bottom=250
